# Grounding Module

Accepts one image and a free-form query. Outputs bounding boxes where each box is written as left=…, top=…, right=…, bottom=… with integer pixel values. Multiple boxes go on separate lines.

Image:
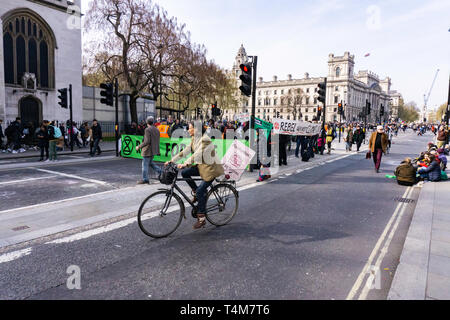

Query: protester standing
left=0, top=119, right=4, bottom=151
left=36, top=122, right=49, bottom=161
left=47, top=121, right=59, bottom=161
left=136, top=117, right=162, bottom=184
left=326, top=124, right=334, bottom=154
left=437, top=125, right=448, bottom=149
left=368, top=125, right=389, bottom=173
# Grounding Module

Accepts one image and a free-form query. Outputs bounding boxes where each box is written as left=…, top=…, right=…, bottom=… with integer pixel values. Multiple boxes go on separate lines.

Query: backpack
left=5, top=124, right=14, bottom=137
left=53, top=126, right=62, bottom=139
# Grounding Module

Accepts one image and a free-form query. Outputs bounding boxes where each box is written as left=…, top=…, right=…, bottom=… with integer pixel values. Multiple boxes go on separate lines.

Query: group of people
left=395, top=124, right=449, bottom=186
left=0, top=117, right=103, bottom=158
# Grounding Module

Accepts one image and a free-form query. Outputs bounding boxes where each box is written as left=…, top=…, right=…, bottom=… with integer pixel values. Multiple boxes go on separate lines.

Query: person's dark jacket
left=353, top=129, right=365, bottom=144
left=419, top=160, right=441, bottom=182
left=92, top=124, right=102, bottom=140
left=36, top=128, right=49, bottom=147
left=0, top=123, right=4, bottom=139
left=47, top=125, right=57, bottom=140
left=395, top=162, right=417, bottom=184
left=11, top=121, right=23, bottom=140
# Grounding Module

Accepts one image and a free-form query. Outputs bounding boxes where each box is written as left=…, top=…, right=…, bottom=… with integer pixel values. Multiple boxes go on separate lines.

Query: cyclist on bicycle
left=165, top=121, right=224, bottom=229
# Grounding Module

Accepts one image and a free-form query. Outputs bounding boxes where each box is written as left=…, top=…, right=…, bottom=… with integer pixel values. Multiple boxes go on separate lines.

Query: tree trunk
left=129, top=96, right=138, bottom=124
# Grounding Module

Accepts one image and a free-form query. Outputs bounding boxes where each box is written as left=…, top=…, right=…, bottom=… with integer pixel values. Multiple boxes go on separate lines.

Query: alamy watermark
left=66, top=265, right=81, bottom=290
left=66, top=5, right=82, bottom=30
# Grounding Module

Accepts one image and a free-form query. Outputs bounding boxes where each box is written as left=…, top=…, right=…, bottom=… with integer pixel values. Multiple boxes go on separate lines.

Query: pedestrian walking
left=368, top=125, right=389, bottom=173
left=136, top=116, right=162, bottom=184
left=90, top=119, right=102, bottom=157
left=344, top=125, right=354, bottom=152
left=353, top=125, right=365, bottom=152
left=36, top=122, right=49, bottom=161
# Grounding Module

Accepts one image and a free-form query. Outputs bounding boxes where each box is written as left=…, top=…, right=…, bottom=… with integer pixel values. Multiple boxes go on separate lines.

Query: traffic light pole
left=250, top=56, right=258, bottom=172
left=115, top=78, right=119, bottom=157
left=69, top=84, right=73, bottom=152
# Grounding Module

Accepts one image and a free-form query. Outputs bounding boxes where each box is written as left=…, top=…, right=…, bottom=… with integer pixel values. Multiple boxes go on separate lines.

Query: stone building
left=0, top=0, right=82, bottom=127
left=227, top=46, right=402, bottom=124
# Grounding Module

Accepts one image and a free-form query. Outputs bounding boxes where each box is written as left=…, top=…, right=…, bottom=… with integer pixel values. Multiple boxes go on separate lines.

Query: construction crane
left=423, top=69, right=440, bottom=122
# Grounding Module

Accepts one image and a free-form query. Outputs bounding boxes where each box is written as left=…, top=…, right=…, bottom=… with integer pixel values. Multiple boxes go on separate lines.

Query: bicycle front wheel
left=205, top=184, right=239, bottom=226
left=138, top=191, right=184, bottom=238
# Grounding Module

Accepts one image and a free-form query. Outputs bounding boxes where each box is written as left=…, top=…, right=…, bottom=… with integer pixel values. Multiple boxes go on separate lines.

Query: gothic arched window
left=336, top=67, right=341, bottom=77
left=2, top=9, right=55, bottom=88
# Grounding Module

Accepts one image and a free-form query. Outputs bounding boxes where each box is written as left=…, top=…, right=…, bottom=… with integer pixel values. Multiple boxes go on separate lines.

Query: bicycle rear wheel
left=205, top=184, right=239, bottom=226
left=138, top=190, right=184, bottom=238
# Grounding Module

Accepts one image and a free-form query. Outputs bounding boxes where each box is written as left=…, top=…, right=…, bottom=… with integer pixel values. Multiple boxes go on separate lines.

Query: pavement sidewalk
left=388, top=179, right=450, bottom=300
left=0, top=140, right=362, bottom=250
left=0, top=141, right=116, bottom=160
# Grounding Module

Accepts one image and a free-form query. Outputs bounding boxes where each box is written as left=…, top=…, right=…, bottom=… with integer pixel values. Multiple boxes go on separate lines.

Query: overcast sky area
left=81, top=0, right=450, bottom=111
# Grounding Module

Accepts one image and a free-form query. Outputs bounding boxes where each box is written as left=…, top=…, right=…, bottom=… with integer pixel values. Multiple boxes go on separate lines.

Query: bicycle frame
left=158, top=173, right=237, bottom=218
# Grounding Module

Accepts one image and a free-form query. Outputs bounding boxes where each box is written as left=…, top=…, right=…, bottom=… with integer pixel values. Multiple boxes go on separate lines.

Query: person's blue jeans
left=142, top=156, right=162, bottom=182
left=181, top=166, right=213, bottom=214
left=90, top=138, right=101, bottom=156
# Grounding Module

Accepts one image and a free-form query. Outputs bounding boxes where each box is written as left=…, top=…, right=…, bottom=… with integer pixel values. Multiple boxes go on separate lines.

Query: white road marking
left=0, top=186, right=139, bottom=215
left=346, top=186, right=413, bottom=300
left=0, top=248, right=32, bottom=264
left=34, top=168, right=110, bottom=186
left=0, top=176, right=57, bottom=186
left=47, top=206, right=178, bottom=244
left=358, top=186, right=414, bottom=300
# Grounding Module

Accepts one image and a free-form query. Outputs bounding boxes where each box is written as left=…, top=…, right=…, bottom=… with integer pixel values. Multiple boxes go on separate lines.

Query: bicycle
left=137, top=163, right=239, bottom=238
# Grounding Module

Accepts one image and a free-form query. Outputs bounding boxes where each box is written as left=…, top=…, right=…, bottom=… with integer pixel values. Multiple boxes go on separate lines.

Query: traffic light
left=338, top=102, right=343, bottom=115
left=317, top=106, right=322, bottom=119
left=100, top=82, right=114, bottom=106
left=239, top=63, right=252, bottom=97
left=58, top=88, right=68, bottom=109
left=380, top=104, right=385, bottom=117
left=317, top=82, right=326, bottom=104
left=211, top=102, right=221, bottom=116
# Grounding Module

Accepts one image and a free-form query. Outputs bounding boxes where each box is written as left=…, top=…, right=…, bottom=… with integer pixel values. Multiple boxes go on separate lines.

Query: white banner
left=221, top=140, right=256, bottom=181
left=272, top=118, right=322, bottom=136
left=235, top=113, right=250, bottom=123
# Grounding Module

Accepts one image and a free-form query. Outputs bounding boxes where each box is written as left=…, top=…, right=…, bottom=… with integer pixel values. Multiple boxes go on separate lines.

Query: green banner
left=121, top=135, right=249, bottom=163
left=254, top=117, right=273, bottom=138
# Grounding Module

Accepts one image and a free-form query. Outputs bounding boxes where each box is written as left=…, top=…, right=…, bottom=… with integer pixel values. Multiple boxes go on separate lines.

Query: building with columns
left=226, top=46, right=402, bottom=124
left=0, top=0, right=82, bottom=128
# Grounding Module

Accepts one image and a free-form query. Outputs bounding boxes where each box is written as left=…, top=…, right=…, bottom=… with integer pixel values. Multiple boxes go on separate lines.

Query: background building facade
left=228, top=47, right=402, bottom=124
left=0, top=0, right=82, bottom=127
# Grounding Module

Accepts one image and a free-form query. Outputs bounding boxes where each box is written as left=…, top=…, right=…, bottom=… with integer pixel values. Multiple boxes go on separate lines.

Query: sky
left=81, top=0, right=450, bottom=111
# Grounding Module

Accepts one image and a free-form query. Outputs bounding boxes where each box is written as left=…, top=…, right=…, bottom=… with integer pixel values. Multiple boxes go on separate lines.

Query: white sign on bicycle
left=221, top=140, right=255, bottom=181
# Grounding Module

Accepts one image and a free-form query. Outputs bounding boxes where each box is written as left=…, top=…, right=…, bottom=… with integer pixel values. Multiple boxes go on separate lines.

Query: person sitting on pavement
left=395, top=158, right=418, bottom=186
left=437, top=148, right=447, bottom=171
left=418, top=154, right=441, bottom=182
